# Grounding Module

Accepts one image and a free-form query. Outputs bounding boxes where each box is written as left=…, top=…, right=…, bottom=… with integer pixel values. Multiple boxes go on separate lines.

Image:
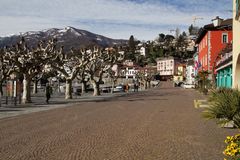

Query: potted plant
left=202, top=88, right=240, bottom=128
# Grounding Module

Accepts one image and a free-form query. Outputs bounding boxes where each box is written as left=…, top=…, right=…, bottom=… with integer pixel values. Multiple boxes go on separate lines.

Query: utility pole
left=169, top=28, right=180, bottom=39
left=192, top=16, right=203, bottom=26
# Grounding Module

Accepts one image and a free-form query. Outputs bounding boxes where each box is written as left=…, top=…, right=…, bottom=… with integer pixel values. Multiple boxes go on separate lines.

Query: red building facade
left=196, top=17, right=232, bottom=75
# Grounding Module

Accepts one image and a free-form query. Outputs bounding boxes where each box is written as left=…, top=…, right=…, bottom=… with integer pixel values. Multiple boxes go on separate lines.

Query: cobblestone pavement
left=0, top=92, right=126, bottom=119
left=0, top=82, right=238, bottom=160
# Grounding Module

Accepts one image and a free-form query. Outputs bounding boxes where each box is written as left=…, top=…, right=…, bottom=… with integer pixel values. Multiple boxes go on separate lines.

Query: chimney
left=212, top=16, right=223, bottom=27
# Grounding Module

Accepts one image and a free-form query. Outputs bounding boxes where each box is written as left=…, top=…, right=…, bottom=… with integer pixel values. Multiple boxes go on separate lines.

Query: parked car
left=182, top=83, right=195, bottom=89
left=101, top=86, right=111, bottom=93
left=174, top=81, right=184, bottom=87
left=113, top=85, right=125, bottom=93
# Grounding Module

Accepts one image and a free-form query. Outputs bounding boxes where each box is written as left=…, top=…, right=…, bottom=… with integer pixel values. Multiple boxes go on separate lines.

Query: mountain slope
left=0, top=27, right=127, bottom=50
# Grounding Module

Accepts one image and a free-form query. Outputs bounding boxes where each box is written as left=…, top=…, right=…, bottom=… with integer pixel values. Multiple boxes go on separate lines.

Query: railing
left=215, top=52, right=232, bottom=67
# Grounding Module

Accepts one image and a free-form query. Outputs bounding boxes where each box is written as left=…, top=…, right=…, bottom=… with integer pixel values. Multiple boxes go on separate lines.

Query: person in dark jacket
left=46, top=84, right=52, bottom=104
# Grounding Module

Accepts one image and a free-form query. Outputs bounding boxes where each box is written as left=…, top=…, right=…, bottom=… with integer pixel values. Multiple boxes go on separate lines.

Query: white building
left=124, top=67, right=138, bottom=79
left=139, top=47, right=146, bottom=56
left=123, top=60, right=134, bottom=67
left=157, top=57, right=179, bottom=80
left=185, top=60, right=195, bottom=84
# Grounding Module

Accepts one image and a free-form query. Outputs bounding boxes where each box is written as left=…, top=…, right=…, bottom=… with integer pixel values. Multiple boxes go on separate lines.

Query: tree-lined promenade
left=0, top=82, right=238, bottom=160
left=0, top=38, right=126, bottom=104
left=0, top=37, right=162, bottom=106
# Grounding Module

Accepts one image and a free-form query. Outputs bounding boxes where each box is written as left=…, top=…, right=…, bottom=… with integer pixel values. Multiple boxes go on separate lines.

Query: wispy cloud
left=0, top=0, right=232, bottom=40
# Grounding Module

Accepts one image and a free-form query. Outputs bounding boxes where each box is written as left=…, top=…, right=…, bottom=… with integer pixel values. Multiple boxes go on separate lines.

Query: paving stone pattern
left=0, top=82, right=238, bottom=160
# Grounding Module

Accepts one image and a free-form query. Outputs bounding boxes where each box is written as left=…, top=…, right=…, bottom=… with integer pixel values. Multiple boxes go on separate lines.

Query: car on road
left=101, top=86, right=111, bottom=93
left=113, top=85, right=125, bottom=93
left=174, top=81, right=184, bottom=87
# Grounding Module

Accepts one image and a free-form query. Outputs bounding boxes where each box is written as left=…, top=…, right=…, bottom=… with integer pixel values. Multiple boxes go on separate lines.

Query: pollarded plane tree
left=0, top=48, right=15, bottom=95
left=4, top=38, right=58, bottom=104
left=107, top=65, right=120, bottom=94
left=86, top=47, right=123, bottom=96
left=76, top=64, right=89, bottom=95
left=32, top=40, right=57, bottom=94
left=50, top=48, right=89, bottom=99
left=136, top=66, right=157, bottom=90
left=105, top=48, right=125, bottom=94
left=0, top=48, right=16, bottom=107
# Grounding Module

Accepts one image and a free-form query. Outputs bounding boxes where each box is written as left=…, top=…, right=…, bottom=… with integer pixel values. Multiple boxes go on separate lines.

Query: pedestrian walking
left=125, top=83, right=129, bottom=93
left=46, top=84, right=52, bottom=104
left=136, top=83, right=139, bottom=92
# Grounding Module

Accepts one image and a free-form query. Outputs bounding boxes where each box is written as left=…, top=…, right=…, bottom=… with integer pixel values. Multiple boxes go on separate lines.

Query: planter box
left=220, top=120, right=235, bottom=128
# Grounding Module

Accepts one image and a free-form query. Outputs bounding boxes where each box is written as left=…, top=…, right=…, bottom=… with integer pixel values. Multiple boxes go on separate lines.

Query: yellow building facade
left=232, top=0, right=240, bottom=88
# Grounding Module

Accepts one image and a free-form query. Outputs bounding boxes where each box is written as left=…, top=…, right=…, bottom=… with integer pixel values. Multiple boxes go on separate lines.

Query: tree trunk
left=58, top=78, right=61, bottom=93
left=65, top=79, right=72, bottom=99
left=32, top=80, right=38, bottom=94
left=0, top=82, right=3, bottom=96
left=92, top=81, right=100, bottom=96
left=147, top=81, right=151, bottom=89
left=144, top=80, right=147, bottom=90
left=111, top=80, right=116, bottom=94
left=81, top=81, right=87, bottom=95
left=22, top=75, right=31, bottom=104
left=0, top=84, right=2, bottom=107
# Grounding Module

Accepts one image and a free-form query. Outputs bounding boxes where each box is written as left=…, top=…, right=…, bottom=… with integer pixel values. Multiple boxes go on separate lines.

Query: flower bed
left=223, top=134, right=240, bottom=160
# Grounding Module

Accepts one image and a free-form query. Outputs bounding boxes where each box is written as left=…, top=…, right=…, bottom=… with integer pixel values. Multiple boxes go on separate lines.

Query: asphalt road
left=0, top=82, right=238, bottom=160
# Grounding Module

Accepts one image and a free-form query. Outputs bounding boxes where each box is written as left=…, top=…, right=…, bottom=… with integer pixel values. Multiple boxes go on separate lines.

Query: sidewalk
left=0, top=92, right=128, bottom=119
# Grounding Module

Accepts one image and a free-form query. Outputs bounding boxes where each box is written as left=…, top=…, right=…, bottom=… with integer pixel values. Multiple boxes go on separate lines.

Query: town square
left=0, top=0, right=239, bottom=159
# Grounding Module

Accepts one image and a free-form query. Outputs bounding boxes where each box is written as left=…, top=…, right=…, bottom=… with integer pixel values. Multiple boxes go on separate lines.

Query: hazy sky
left=0, top=0, right=232, bottom=40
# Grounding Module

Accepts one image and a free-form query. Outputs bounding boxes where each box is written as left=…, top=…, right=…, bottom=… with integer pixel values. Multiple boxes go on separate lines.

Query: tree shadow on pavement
left=0, top=109, right=21, bottom=112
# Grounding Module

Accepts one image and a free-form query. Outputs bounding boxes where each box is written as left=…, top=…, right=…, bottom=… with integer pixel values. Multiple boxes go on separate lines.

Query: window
left=222, top=33, right=228, bottom=43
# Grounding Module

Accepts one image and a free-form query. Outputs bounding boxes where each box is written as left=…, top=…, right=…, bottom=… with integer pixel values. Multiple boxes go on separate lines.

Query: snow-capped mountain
left=0, top=27, right=127, bottom=50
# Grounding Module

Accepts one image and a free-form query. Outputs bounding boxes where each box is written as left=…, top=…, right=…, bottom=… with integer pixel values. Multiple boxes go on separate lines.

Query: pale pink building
left=157, top=57, right=179, bottom=80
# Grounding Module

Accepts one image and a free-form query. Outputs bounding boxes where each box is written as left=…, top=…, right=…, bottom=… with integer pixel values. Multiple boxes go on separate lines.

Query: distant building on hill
left=156, top=57, right=180, bottom=81
left=185, top=59, right=195, bottom=84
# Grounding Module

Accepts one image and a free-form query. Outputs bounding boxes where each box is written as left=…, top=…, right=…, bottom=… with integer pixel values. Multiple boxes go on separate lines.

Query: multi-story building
left=139, top=47, right=146, bottom=56
left=173, top=64, right=186, bottom=82
left=195, top=17, right=232, bottom=79
left=233, top=0, right=240, bottom=88
left=121, top=60, right=137, bottom=79
left=124, top=67, right=138, bottom=79
left=157, top=57, right=179, bottom=81
left=185, top=60, right=195, bottom=85
left=136, top=43, right=146, bottom=56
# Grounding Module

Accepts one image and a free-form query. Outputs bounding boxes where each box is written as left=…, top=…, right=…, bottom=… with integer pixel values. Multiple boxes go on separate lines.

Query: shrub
left=202, top=88, right=240, bottom=128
